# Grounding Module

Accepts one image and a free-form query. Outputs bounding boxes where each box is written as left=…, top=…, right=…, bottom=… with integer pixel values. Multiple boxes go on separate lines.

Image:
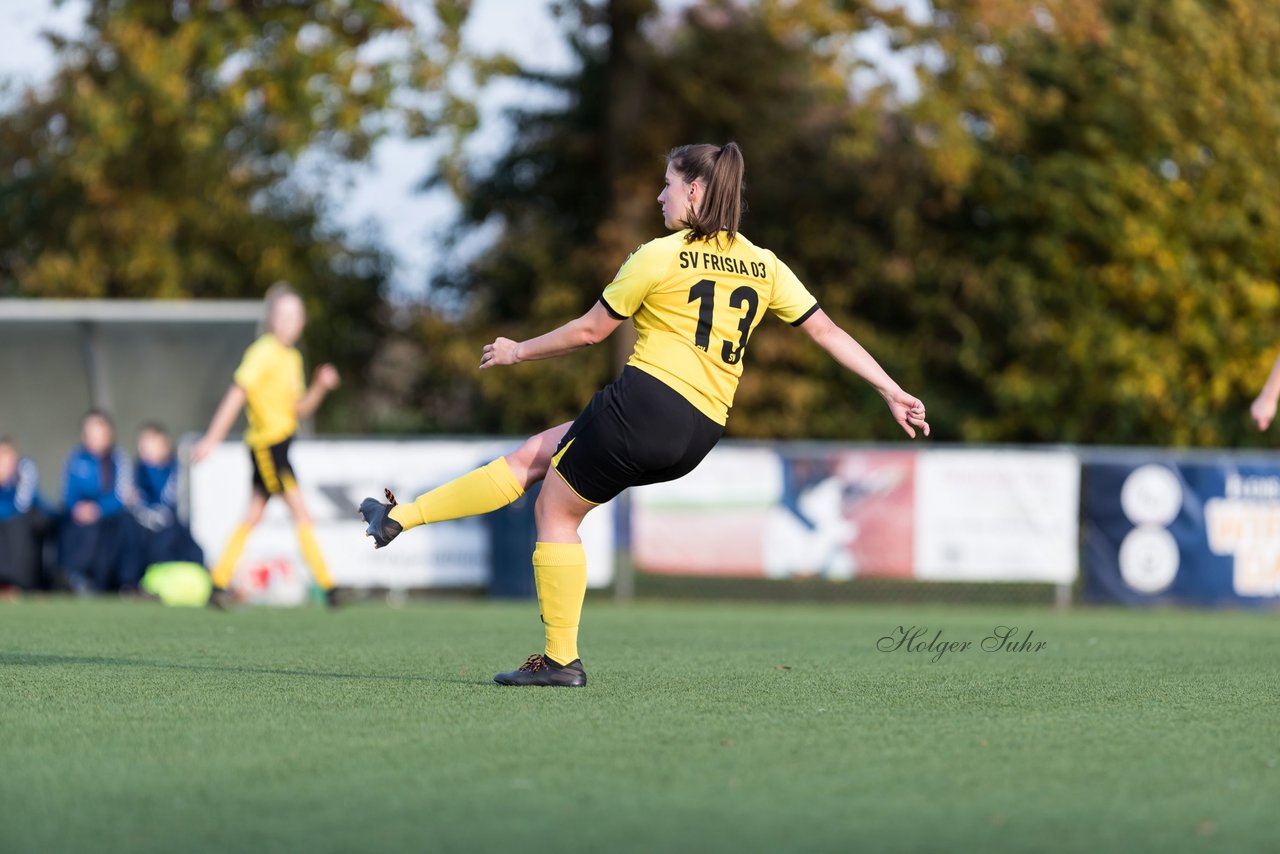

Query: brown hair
left=82, top=409, right=114, bottom=429
left=667, top=142, right=746, bottom=245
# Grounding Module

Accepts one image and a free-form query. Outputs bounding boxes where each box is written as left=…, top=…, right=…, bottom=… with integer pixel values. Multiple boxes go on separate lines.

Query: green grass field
left=1, top=597, right=1276, bottom=853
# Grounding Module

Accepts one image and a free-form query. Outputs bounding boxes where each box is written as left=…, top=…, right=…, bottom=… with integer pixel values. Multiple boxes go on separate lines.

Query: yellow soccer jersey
left=600, top=230, right=819, bottom=425
left=233, top=334, right=305, bottom=448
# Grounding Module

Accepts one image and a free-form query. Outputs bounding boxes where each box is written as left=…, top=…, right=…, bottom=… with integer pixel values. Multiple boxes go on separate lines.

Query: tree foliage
left=0, top=0, right=471, bottom=430
left=892, top=0, right=1280, bottom=445
left=423, top=0, right=1280, bottom=446
left=8, top=0, right=1279, bottom=445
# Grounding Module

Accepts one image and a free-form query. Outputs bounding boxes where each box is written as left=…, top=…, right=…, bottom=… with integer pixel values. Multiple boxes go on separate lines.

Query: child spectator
left=0, top=436, right=52, bottom=591
left=133, top=422, right=204, bottom=570
left=60, top=411, right=141, bottom=593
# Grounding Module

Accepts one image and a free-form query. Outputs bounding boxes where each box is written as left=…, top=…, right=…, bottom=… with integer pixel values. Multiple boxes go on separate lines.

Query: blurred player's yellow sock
left=389, top=457, right=524, bottom=530
left=533, top=541, right=588, bottom=666
left=210, top=524, right=251, bottom=589
left=296, top=524, right=334, bottom=590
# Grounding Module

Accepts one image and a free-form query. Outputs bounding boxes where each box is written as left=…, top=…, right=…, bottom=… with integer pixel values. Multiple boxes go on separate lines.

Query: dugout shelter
left=0, top=299, right=261, bottom=503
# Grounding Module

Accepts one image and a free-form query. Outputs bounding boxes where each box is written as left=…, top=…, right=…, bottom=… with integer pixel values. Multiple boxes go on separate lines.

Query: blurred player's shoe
left=493, top=654, right=587, bottom=687
left=359, top=489, right=403, bottom=549
left=324, top=587, right=352, bottom=609
left=119, top=586, right=161, bottom=603
left=207, top=586, right=233, bottom=610
left=68, top=573, right=95, bottom=598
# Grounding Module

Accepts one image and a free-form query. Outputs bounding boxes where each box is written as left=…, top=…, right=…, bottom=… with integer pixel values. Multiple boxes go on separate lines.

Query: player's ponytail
left=668, top=141, right=746, bottom=245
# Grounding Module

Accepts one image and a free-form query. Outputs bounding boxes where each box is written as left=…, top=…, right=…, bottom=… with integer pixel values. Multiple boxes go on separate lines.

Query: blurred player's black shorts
left=552, top=366, right=723, bottom=505
left=250, top=436, right=297, bottom=496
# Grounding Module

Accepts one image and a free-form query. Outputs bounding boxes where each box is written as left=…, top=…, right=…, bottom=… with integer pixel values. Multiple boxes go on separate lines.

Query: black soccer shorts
left=552, top=366, right=724, bottom=505
left=249, top=436, right=297, bottom=497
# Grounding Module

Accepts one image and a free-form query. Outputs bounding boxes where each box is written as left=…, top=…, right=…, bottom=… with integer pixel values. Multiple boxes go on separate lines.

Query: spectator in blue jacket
left=133, top=422, right=204, bottom=569
left=1, top=436, right=52, bottom=590
left=60, top=411, right=141, bottom=593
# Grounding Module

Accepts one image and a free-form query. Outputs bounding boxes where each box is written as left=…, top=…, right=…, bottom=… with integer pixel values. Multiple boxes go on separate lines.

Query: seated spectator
left=133, top=422, right=204, bottom=569
left=0, top=436, right=52, bottom=591
left=60, top=411, right=141, bottom=593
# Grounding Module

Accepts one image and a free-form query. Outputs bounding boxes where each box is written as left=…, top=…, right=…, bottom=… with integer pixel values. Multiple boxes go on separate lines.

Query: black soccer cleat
left=324, top=587, right=352, bottom=609
left=493, top=654, right=587, bottom=688
left=359, top=488, right=403, bottom=549
left=207, top=586, right=234, bottom=610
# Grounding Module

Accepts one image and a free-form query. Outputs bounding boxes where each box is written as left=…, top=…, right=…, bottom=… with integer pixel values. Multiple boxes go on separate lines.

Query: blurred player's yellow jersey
left=233, top=334, right=305, bottom=448
left=600, top=230, right=819, bottom=425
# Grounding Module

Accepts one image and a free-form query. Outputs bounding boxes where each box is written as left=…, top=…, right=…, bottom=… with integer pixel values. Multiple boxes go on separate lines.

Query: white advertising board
left=190, top=439, right=615, bottom=598
left=630, top=445, right=1080, bottom=583
left=913, top=450, right=1079, bottom=583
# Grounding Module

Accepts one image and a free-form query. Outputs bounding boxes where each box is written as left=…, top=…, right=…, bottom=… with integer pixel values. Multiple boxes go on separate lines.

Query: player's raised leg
left=493, top=465, right=593, bottom=688
left=359, top=422, right=572, bottom=548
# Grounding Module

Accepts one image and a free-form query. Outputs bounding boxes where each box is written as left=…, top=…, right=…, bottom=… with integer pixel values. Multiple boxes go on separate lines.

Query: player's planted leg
left=532, top=541, right=588, bottom=666
left=494, top=466, right=592, bottom=687
left=208, top=493, right=267, bottom=607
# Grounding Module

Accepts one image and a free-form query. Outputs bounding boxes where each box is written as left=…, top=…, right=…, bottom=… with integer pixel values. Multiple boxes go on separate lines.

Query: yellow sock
left=389, top=457, right=525, bottom=531
left=533, top=541, right=588, bottom=666
left=210, top=524, right=252, bottom=589
left=296, top=524, right=334, bottom=590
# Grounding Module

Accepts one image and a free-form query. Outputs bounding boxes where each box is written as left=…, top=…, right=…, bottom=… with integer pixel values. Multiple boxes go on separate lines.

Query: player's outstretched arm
left=798, top=308, right=930, bottom=438
left=297, top=364, right=341, bottom=418
left=480, top=301, right=623, bottom=370
left=1250, top=352, right=1280, bottom=431
left=191, top=384, right=247, bottom=462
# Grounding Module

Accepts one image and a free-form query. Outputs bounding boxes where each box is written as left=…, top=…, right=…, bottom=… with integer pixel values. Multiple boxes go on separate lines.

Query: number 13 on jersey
left=687, top=279, right=760, bottom=365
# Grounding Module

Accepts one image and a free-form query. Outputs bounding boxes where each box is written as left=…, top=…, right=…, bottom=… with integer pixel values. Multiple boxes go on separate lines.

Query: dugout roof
left=0, top=300, right=261, bottom=504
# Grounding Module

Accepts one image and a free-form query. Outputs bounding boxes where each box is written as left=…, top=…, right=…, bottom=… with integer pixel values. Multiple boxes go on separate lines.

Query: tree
left=427, top=0, right=1280, bottom=447
left=0, top=0, right=472, bottom=430
left=889, top=0, right=1280, bottom=445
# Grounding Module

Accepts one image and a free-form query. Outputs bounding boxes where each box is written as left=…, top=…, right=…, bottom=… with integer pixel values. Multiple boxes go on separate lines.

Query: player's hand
left=480, top=338, right=521, bottom=370
left=190, top=436, right=216, bottom=463
left=884, top=388, right=930, bottom=439
left=314, top=364, right=341, bottom=390
left=1251, top=394, right=1277, bottom=431
left=72, top=501, right=100, bottom=525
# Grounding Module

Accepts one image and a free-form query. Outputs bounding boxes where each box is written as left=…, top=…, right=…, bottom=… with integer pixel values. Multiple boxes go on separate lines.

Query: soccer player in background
left=192, top=283, right=343, bottom=607
left=361, top=142, right=930, bottom=686
left=1250, top=355, right=1280, bottom=431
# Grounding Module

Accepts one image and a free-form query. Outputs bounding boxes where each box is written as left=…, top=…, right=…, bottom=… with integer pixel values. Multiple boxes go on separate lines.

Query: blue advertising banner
left=1083, top=459, right=1280, bottom=607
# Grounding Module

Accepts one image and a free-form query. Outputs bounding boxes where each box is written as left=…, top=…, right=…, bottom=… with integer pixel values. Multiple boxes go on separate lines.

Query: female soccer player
left=361, top=142, right=930, bottom=685
left=192, top=283, right=343, bottom=607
